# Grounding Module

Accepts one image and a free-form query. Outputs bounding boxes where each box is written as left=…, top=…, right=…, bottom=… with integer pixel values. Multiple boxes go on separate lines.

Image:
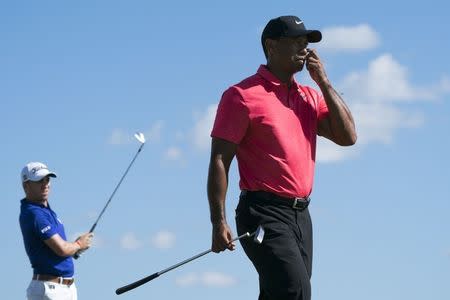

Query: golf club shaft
left=91, top=143, right=145, bottom=231
left=115, top=232, right=250, bottom=295
left=74, top=143, right=145, bottom=259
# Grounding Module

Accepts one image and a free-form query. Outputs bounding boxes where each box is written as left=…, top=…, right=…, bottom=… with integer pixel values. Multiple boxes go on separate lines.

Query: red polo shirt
left=211, top=65, right=329, bottom=198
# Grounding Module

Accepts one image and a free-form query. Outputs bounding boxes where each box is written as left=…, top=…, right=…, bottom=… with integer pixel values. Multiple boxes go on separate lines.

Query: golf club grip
left=89, top=223, right=97, bottom=233
left=73, top=225, right=95, bottom=259
left=116, top=272, right=160, bottom=295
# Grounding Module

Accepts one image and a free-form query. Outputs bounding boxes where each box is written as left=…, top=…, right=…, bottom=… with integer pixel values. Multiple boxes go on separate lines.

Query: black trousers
left=235, top=191, right=313, bottom=300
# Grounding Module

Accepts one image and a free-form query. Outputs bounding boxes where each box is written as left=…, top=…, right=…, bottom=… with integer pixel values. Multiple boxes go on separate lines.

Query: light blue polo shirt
left=19, top=199, right=74, bottom=277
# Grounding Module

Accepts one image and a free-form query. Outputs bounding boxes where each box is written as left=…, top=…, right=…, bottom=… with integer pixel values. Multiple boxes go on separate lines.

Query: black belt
left=240, top=190, right=310, bottom=211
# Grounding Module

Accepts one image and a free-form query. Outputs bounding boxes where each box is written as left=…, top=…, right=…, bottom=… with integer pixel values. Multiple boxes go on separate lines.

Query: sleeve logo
left=41, top=225, right=51, bottom=234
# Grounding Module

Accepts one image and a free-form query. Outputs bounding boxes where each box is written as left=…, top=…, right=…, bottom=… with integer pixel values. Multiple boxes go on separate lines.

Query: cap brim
left=306, top=30, right=322, bottom=43
left=28, top=170, right=57, bottom=182
left=286, top=29, right=322, bottom=43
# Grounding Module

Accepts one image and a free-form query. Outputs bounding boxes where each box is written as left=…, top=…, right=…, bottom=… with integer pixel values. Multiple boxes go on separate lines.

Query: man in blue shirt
left=19, top=162, right=93, bottom=300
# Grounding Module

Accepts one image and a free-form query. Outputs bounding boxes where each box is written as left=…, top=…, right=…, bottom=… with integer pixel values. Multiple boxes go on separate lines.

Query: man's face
left=24, top=176, right=51, bottom=202
left=267, top=36, right=309, bottom=73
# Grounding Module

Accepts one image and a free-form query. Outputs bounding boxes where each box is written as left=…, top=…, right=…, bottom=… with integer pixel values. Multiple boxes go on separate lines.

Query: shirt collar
left=257, top=65, right=300, bottom=89
left=21, top=198, right=49, bottom=209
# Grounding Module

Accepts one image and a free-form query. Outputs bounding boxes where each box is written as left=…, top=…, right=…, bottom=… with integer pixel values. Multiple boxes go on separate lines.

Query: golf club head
left=253, top=225, right=265, bottom=244
left=134, top=132, right=146, bottom=144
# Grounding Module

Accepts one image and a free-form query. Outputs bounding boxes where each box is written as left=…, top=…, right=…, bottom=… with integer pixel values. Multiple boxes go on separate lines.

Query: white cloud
left=351, top=102, right=424, bottom=145
left=319, top=24, right=380, bottom=52
left=436, top=75, right=450, bottom=94
left=151, top=230, right=176, bottom=249
left=175, top=273, right=198, bottom=287
left=120, top=232, right=142, bottom=250
left=316, top=138, right=357, bottom=163
left=175, top=272, right=237, bottom=288
left=164, top=146, right=183, bottom=161
left=317, top=53, right=437, bottom=162
left=145, top=120, right=164, bottom=143
left=201, top=271, right=237, bottom=287
left=108, top=128, right=130, bottom=145
left=108, top=121, right=164, bottom=145
left=340, top=54, right=439, bottom=102
left=316, top=102, right=425, bottom=162
left=192, top=104, right=217, bottom=151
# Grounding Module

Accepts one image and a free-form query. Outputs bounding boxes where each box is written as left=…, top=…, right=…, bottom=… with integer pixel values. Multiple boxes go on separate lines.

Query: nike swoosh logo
left=295, top=20, right=303, bottom=25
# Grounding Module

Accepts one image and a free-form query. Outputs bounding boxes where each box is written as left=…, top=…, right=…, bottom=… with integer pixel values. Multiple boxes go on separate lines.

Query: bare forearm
left=207, top=159, right=228, bottom=225
left=319, top=80, right=357, bottom=145
left=45, top=233, right=92, bottom=257
left=60, top=241, right=82, bottom=257
left=47, top=239, right=82, bottom=257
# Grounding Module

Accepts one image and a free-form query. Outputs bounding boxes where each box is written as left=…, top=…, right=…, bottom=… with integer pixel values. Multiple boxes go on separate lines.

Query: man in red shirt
left=207, top=16, right=357, bottom=300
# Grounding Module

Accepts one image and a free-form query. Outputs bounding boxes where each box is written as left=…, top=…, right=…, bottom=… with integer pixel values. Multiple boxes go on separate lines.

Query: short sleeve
left=304, top=86, right=329, bottom=120
left=33, top=211, right=58, bottom=240
left=317, top=91, right=329, bottom=120
left=211, top=87, right=249, bottom=144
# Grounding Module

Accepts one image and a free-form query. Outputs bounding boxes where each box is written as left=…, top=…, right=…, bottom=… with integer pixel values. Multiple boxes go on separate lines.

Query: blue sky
left=2, top=1, right=449, bottom=299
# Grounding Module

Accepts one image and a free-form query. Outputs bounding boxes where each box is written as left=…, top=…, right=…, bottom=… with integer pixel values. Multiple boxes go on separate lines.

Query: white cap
left=21, top=162, right=57, bottom=183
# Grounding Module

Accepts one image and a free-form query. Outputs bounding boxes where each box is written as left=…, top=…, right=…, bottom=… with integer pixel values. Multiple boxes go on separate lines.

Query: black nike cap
left=261, top=16, right=322, bottom=45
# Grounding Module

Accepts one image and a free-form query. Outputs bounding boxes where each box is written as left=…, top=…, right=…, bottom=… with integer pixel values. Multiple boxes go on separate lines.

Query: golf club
left=115, top=225, right=265, bottom=295
left=74, top=132, right=146, bottom=259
